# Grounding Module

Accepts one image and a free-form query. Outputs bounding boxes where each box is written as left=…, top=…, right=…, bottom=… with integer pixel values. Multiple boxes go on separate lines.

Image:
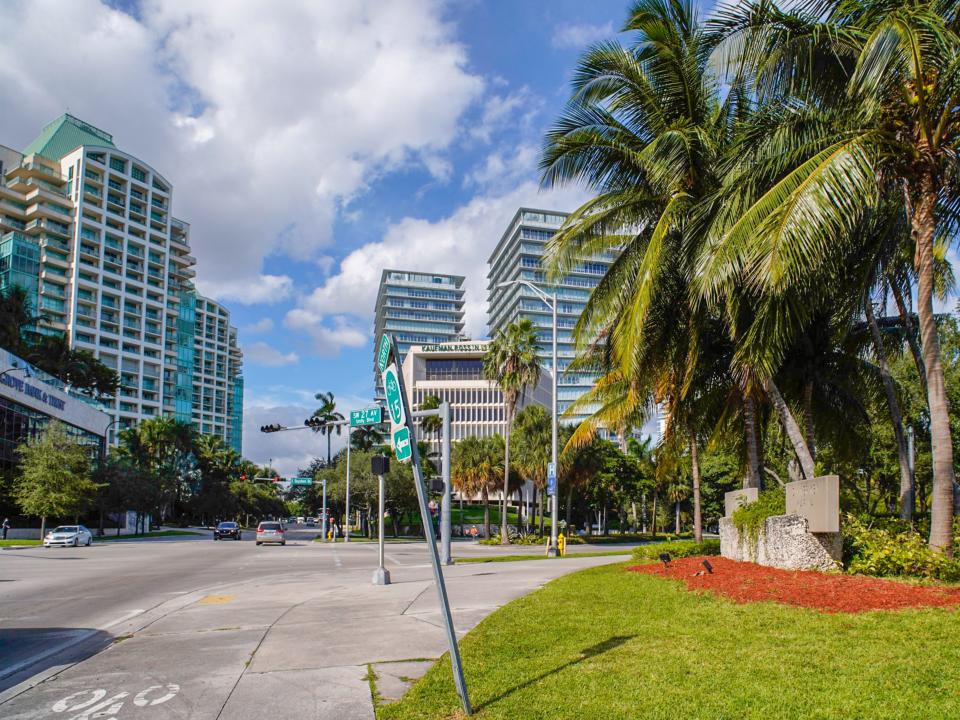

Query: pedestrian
left=1, top=518, right=9, bottom=540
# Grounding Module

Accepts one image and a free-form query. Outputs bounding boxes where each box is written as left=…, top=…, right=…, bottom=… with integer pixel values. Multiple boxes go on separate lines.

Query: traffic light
left=304, top=416, right=325, bottom=429
left=273, top=475, right=281, bottom=483
left=240, top=474, right=247, bottom=482
left=260, top=423, right=284, bottom=433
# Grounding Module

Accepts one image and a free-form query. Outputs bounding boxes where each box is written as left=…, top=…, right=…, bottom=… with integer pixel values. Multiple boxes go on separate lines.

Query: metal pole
left=389, top=336, right=471, bottom=714
left=321, top=479, right=328, bottom=542
left=549, top=294, right=559, bottom=557
left=441, top=401, right=452, bottom=565
left=373, top=473, right=390, bottom=585
left=345, top=427, right=351, bottom=543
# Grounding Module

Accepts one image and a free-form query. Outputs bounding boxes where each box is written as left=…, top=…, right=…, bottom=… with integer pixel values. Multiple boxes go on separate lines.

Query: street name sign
left=547, top=462, right=556, bottom=496
left=393, top=426, right=412, bottom=462
left=383, top=364, right=405, bottom=426
left=377, top=335, right=392, bottom=373
left=290, top=477, right=313, bottom=486
left=350, top=407, right=383, bottom=426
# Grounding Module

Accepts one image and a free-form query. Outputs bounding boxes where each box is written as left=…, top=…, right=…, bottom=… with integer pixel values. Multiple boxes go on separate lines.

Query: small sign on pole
left=350, top=407, right=383, bottom=426
left=377, top=335, right=392, bottom=373
left=393, top=426, right=412, bottom=463
left=290, top=477, right=313, bottom=486
left=383, top=364, right=406, bottom=426
left=547, top=462, right=557, bottom=496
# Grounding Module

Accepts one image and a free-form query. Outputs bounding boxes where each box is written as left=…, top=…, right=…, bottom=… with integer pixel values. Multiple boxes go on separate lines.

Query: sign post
left=371, top=455, right=390, bottom=585
left=379, top=335, right=471, bottom=715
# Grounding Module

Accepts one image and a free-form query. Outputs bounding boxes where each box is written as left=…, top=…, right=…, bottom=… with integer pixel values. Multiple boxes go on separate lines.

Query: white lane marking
left=134, top=683, right=179, bottom=706
left=332, top=549, right=343, bottom=568
left=0, top=609, right=144, bottom=682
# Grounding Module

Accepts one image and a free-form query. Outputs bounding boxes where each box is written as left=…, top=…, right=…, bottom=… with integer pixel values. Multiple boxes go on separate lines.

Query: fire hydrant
left=557, top=533, right=566, bottom=557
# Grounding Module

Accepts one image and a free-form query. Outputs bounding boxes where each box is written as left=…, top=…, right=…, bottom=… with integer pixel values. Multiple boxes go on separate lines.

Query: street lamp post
left=496, top=280, right=559, bottom=557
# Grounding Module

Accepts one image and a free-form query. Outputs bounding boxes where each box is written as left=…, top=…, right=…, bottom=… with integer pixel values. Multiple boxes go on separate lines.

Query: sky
left=1, top=0, right=640, bottom=474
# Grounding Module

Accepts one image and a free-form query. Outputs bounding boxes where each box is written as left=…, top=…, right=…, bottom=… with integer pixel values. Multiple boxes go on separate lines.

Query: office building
left=400, top=340, right=552, bottom=444
left=373, top=269, right=465, bottom=401
left=0, top=114, right=242, bottom=451
left=487, top=208, right=615, bottom=425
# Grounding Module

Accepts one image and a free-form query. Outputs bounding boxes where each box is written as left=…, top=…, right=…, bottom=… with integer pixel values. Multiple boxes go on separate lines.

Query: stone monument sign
left=786, top=475, right=839, bottom=533
left=724, top=487, right=759, bottom=517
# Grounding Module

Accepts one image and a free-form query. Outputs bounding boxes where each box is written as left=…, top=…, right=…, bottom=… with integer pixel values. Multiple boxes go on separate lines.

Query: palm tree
left=311, top=391, right=345, bottom=466
left=702, top=0, right=960, bottom=553
left=0, top=285, right=46, bottom=352
left=484, top=319, right=542, bottom=544
left=351, top=425, right=385, bottom=451
left=511, top=404, right=552, bottom=535
left=451, top=435, right=505, bottom=539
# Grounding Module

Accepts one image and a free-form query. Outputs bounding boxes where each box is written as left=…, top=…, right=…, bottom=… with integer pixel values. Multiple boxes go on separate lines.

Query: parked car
left=213, top=521, right=241, bottom=541
left=256, top=521, right=285, bottom=546
left=296, top=516, right=305, bottom=524
left=305, top=517, right=316, bottom=527
left=44, top=525, right=93, bottom=548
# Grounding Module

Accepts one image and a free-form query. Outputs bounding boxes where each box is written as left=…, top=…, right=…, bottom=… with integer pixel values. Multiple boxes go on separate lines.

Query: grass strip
left=94, top=530, right=201, bottom=541
left=0, top=539, right=41, bottom=547
left=455, top=550, right=632, bottom=564
left=379, top=562, right=960, bottom=720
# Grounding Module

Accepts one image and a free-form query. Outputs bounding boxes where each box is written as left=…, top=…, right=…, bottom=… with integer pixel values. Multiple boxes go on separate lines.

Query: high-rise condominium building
left=0, top=114, right=242, bottom=451
left=372, top=269, right=465, bottom=400
left=487, top=208, right=615, bottom=425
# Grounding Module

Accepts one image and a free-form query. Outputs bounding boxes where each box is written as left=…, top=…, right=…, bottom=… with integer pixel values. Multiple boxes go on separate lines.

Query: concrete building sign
left=724, top=487, right=759, bottom=517
left=786, top=475, right=840, bottom=533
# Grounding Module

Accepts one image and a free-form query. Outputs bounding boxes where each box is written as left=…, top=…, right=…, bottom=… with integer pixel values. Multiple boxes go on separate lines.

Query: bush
left=732, top=487, right=785, bottom=547
left=632, top=539, right=720, bottom=563
left=843, top=515, right=960, bottom=582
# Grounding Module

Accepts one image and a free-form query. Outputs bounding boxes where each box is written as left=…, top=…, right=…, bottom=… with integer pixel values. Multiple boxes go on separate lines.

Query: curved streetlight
left=495, top=279, right=559, bottom=557
left=0, top=364, right=32, bottom=381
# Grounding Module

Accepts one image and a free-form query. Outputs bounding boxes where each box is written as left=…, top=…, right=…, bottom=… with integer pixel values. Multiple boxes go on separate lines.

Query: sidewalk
left=0, top=550, right=625, bottom=719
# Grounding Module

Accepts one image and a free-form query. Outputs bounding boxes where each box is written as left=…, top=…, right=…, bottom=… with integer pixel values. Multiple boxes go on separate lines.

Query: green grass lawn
left=94, top=530, right=201, bottom=541
left=0, top=539, right=41, bottom=547
left=379, top=563, right=960, bottom=720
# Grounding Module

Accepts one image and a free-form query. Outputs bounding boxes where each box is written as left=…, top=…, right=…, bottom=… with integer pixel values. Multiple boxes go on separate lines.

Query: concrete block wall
left=720, top=513, right=841, bottom=572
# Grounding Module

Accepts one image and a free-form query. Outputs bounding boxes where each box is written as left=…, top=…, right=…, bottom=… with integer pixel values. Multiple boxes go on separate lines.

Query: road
left=0, top=527, right=636, bottom=718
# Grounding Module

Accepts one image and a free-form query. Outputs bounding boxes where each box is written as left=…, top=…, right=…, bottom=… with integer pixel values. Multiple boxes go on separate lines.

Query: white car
left=44, top=525, right=93, bottom=547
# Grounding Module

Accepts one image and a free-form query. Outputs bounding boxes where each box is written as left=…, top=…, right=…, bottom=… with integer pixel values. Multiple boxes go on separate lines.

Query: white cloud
left=291, top=181, right=591, bottom=344
left=551, top=21, right=614, bottom=49
left=243, top=317, right=274, bottom=334
left=465, top=144, right=541, bottom=191
left=202, top=275, right=294, bottom=305
left=283, top=310, right=368, bottom=356
left=470, top=86, right=542, bottom=144
left=245, top=341, right=300, bottom=367
left=1, top=0, right=484, bottom=298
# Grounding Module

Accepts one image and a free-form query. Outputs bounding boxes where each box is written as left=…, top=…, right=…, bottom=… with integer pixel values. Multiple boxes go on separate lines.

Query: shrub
left=843, top=515, right=960, bottom=583
left=632, top=539, right=720, bottom=563
left=732, top=487, right=786, bottom=547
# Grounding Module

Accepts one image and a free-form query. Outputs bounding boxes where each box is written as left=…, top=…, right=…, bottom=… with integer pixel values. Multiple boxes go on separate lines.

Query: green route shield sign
left=290, top=477, right=313, bottom=486
left=377, top=335, right=392, bottom=373
left=393, top=426, right=412, bottom=462
left=383, top=364, right=405, bottom=426
left=350, top=407, right=383, bottom=426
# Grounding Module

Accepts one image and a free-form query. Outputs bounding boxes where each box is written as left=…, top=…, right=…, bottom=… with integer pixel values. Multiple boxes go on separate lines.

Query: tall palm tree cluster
left=542, top=0, right=960, bottom=554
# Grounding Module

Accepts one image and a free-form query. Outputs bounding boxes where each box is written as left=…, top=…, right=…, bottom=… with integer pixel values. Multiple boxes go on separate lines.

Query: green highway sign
left=350, top=407, right=383, bottom=426
left=393, top=426, right=412, bottom=462
left=290, top=477, right=313, bottom=486
left=377, top=335, right=392, bottom=373
left=383, top=364, right=405, bottom=426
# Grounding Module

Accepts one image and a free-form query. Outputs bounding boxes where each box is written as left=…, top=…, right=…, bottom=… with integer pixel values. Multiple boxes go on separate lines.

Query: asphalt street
left=0, top=527, right=635, bottom=718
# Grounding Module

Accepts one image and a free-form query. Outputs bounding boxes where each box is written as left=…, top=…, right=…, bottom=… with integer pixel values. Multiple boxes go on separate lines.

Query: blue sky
left=2, top=0, right=636, bottom=472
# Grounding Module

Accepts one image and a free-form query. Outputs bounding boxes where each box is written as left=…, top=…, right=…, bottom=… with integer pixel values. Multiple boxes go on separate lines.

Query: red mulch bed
left=627, top=556, right=960, bottom=613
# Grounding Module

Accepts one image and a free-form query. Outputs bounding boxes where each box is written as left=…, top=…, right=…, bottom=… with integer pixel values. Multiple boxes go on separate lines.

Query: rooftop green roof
left=23, top=114, right=115, bottom=160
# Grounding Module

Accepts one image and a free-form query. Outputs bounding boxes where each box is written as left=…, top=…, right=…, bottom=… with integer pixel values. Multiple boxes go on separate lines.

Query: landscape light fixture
left=702, top=559, right=713, bottom=574
left=659, top=552, right=671, bottom=569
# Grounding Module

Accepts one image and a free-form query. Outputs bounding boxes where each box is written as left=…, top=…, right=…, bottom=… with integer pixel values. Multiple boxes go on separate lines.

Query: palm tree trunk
left=327, top=432, right=332, bottom=466
left=538, top=487, right=545, bottom=536
left=803, top=380, right=815, bottom=462
left=674, top=501, right=680, bottom=535
left=641, top=492, right=647, bottom=532
left=482, top=487, right=491, bottom=539
left=690, top=435, right=702, bottom=543
left=651, top=493, right=658, bottom=537
left=743, top=393, right=763, bottom=489
left=890, top=280, right=928, bottom=394
left=501, top=407, right=512, bottom=544
left=565, top=484, right=573, bottom=527
left=764, top=377, right=815, bottom=481
left=631, top=501, right=638, bottom=532
left=913, top=168, right=955, bottom=555
left=866, top=300, right=914, bottom=521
